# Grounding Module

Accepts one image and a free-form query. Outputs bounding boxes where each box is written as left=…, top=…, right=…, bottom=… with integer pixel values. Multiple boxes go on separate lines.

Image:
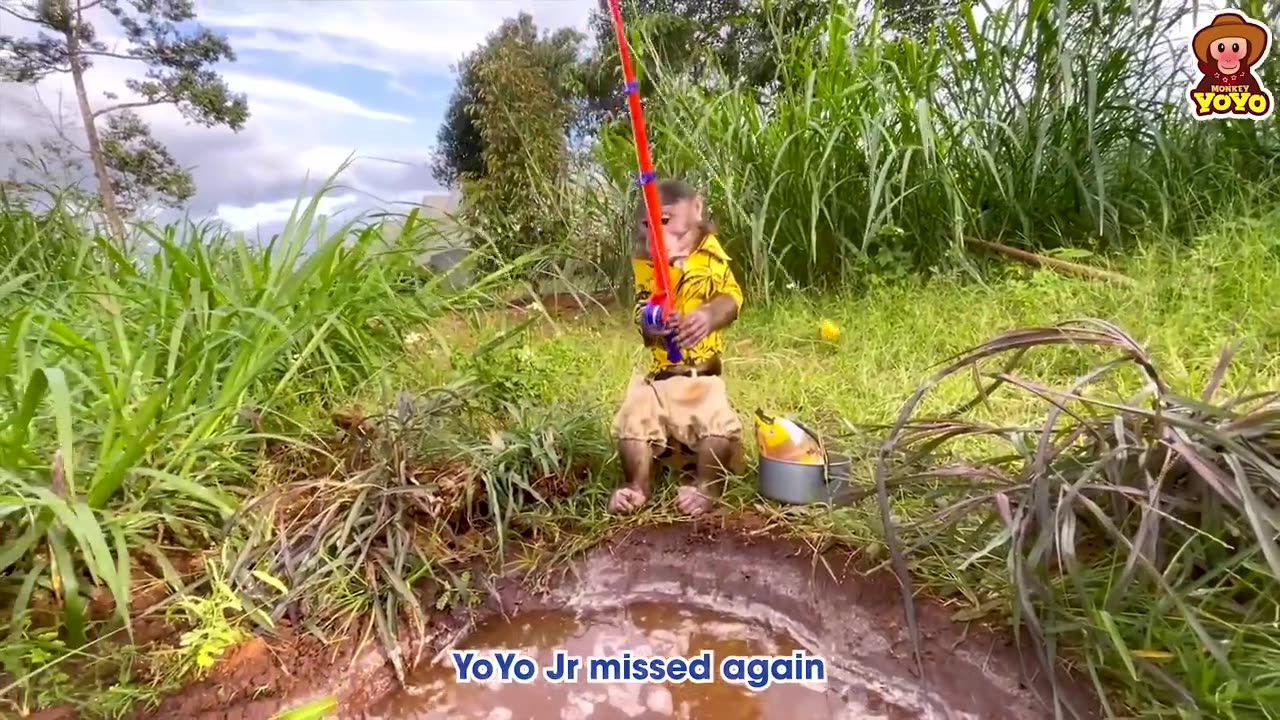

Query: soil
left=129, top=516, right=1100, bottom=720
left=503, top=290, right=621, bottom=323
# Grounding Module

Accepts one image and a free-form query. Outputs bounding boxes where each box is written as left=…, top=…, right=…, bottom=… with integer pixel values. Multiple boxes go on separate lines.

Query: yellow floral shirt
left=632, top=234, right=744, bottom=372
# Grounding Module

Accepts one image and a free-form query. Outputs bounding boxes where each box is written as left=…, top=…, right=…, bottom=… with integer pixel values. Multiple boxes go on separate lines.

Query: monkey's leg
left=609, top=439, right=654, bottom=513
left=675, top=435, right=735, bottom=516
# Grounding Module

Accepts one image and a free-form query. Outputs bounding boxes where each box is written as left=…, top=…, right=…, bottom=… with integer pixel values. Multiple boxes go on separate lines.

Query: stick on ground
left=966, top=237, right=1135, bottom=286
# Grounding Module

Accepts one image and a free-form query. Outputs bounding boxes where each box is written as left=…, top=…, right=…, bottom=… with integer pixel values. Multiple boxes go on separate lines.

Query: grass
left=397, top=206, right=1280, bottom=718
left=870, top=320, right=1280, bottom=718
left=8, top=190, right=1279, bottom=717
left=428, top=212, right=1280, bottom=441
left=0, top=177, right=537, bottom=716
left=2, top=0, right=1280, bottom=716
left=1, top=192, right=1278, bottom=718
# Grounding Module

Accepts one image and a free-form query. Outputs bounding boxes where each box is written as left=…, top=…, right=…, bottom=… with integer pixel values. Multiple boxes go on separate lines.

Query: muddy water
left=368, top=602, right=851, bottom=719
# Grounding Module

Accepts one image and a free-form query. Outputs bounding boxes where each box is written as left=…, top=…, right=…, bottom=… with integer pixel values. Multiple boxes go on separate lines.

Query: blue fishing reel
left=641, top=302, right=683, bottom=363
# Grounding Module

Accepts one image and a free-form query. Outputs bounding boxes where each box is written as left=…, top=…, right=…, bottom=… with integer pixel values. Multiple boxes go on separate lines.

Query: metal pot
left=756, top=452, right=853, bottom=505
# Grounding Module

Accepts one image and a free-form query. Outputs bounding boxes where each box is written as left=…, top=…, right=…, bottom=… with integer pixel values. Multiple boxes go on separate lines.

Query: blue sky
left=0, top=0, right=598, bottom=232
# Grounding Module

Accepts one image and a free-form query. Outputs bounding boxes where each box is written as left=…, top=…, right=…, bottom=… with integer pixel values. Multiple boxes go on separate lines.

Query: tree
left=3, top=98, right=190, bottom=220
left=876, top=0, right=960, bottom=36
left=99, top=109, right=195, bottom=215
left=581, top=0, right=829, bottom=123
left=432, top=13, right=585, bottom=189
left=431, top=56, right=486, bottom=189
left=580, top=0, right=955, bottom=129
left=431, top=13, right=593, bottom=293
left=0, top=0, right=248, bottom=246
left=589, top=0, right=823, bottom=84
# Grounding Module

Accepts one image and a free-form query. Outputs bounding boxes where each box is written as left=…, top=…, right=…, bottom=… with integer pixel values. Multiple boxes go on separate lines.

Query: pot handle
left=787, top=416, right=837, bottom=483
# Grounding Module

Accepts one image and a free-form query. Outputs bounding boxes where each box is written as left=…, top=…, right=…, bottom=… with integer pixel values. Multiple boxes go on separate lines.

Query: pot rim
left=757, top=451, right=852, bottom=469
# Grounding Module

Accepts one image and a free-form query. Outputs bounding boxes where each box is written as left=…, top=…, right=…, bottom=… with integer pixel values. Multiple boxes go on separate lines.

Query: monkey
left=608, top=179, right=746, bottom=517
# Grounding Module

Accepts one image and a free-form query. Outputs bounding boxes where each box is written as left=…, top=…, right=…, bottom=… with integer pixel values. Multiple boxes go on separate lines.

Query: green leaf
left=47, top=528, right=87, bottom=647
left=251, top=570, right=289, bottom=595
left=271, top=696, right=338, bottom=720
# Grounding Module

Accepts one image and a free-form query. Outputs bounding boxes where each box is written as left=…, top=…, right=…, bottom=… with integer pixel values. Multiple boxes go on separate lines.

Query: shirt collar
left=693, top=233, right=730, bottom=261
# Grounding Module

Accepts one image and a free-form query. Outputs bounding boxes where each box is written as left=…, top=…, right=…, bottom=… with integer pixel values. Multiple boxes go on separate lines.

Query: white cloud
left=214, top=193, right=360, bottom=232
left=194, top=0, right=596, bottom=75
left=387, top=77, right=424, bottom=100
left=218, top=72, right=413, bottom=123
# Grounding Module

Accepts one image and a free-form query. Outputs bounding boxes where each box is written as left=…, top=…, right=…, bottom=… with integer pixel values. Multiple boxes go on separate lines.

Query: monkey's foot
left=608, top=486, right=649, bottom=514
left=675, top=484, right=718, bottom=516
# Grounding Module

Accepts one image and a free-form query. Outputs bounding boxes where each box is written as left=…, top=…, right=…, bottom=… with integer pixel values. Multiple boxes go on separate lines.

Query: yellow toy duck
left=754, top=409, right=824, bottom=465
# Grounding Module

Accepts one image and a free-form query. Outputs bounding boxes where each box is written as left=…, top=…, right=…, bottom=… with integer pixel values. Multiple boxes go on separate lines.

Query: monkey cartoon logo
left=1188, top=12, right=1273, bottom=121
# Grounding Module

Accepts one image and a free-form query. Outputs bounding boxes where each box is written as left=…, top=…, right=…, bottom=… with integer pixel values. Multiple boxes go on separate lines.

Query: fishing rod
left=607, top=0, right=683, bottom=364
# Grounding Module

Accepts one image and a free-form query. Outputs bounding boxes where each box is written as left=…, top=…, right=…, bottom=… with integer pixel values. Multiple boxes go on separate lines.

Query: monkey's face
left=1210, top=36, right=1248, bottom=74
left=636, top=197, right=704, bottom=259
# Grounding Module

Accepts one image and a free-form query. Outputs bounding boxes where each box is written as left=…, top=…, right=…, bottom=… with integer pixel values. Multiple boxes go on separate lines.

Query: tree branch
left=965, top=237, right=1136, bottom=286
left=0, top=4, right=40, bottom=23
left=35, top=84, right=90, bottom=155
left=79, top=49, right=145, bottom=61
left=92, top=98, right=167, bottom=117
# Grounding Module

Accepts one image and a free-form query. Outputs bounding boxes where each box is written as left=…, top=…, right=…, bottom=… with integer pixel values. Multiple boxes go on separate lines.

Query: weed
left=435, top=571, right=482, bottom=611
left=1, top=621, right=75, bottom=713
left=168, top=571, right=248, bottom=676
left=870, top=320, right=1280, bottom=717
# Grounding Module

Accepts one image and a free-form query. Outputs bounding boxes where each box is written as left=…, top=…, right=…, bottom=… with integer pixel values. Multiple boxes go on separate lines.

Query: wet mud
left=369, top=602, right=839, bottom=719
left=140, top=520, right=1099, bottom=720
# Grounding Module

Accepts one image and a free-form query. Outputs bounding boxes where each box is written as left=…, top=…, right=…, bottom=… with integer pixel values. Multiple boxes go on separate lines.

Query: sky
left=0, top=0, right=598, bottom=234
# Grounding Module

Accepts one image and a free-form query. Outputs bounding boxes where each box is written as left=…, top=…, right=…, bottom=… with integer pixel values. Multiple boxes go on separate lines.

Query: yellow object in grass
left=753, top=409, right=824, bottom=465
left=819, top=319, right=840, bottom=341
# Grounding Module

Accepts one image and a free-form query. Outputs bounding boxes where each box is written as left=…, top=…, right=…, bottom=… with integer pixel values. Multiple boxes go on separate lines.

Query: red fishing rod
left=607, top=0, right=683, bottom=363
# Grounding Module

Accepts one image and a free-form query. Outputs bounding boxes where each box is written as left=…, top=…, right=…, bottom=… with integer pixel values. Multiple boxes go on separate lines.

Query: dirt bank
left=136, top=519, right=1099, bottom=719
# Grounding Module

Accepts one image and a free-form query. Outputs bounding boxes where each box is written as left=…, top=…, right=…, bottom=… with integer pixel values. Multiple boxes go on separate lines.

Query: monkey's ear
left=691, top=195, right=705, bottom=220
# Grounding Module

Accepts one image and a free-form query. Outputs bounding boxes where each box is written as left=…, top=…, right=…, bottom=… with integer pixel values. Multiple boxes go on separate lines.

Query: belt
left=650, top=357, right=722, bottom=382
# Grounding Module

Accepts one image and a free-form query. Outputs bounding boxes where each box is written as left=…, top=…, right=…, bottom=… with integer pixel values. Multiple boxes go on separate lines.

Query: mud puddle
left=142, top=522, right=1098, bottom=720
left=367, top=602, right=843, bottom=719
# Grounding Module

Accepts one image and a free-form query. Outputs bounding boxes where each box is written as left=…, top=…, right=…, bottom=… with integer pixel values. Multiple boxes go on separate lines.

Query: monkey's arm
left=704, top=262, right=744, bottom=332
left=700, top=293, right=739, bottom=332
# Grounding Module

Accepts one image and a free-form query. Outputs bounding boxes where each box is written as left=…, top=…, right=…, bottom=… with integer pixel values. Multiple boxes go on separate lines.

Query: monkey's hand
left=640, top=304, right=676, bottom=340
left=674, top=309, right=713, bottom=348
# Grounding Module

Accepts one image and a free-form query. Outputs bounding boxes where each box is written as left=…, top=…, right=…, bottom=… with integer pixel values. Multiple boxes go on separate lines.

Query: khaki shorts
left=610, top=374, right=744, bottom=452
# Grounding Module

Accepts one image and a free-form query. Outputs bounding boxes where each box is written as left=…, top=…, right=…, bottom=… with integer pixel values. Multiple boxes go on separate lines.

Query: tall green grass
left=596, top=0, right=1280, bottom=295
left=0, top=178, right=525, bottom=713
